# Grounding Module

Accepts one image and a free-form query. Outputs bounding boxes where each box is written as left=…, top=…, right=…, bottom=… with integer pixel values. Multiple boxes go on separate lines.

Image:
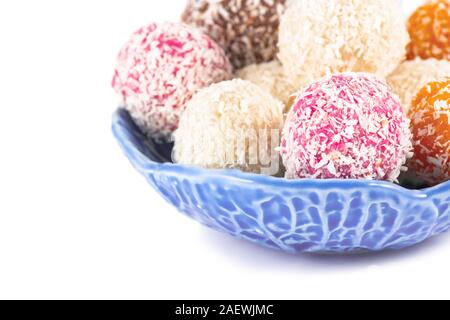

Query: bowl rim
left=112, top=108, right=450, bottom=199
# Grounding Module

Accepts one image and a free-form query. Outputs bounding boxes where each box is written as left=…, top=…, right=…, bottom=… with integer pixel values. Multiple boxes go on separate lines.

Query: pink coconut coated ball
left=112, top=22, right=232, bottom=141
left=280, top=73, right=413, bottom=181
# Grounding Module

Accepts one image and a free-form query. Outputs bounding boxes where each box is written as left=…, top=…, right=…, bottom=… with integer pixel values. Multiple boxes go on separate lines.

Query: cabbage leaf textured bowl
left=112, top=109, right=450, bottom=253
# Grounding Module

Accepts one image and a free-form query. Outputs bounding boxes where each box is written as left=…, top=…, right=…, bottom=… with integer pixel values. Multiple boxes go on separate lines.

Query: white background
left=0, top=0, right=448, bottom=300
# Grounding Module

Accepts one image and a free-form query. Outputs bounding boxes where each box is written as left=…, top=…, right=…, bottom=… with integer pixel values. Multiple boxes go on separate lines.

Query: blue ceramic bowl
left=112, top=108, right=450, bottom=253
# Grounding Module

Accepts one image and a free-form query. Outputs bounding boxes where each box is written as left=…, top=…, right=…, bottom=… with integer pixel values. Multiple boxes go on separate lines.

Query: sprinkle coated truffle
left=278, top=0, right=409, bottom=88
left=182, top=0, right=287, bottom=70
left=173, top=79, right=284, bottom=175
left=112, top=22, right=232, bottom=141
left=407, top=79, right=450, bottom=186
left=387, top=58, right=450, bottom=112
left=236, top=60, right=298, bottom=111
left=407, top=0, right=450, bottom=61
left=280, top=73, right=413, bottom=181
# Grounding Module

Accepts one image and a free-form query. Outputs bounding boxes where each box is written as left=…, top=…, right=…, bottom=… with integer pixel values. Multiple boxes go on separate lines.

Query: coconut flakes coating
left=278, top=0, right=409, bottom=89
left=182, top=0, right=287, bottom=70
left=236, top=60, right=298, bottom=111
left=173, top=79, right=284, bottom=174
left=112, top=22, right=232, bottom=141
left=280, top=73, right=413, bottom=181
left=407, top=79, right=450, bottom=186
left=387, top=58, right=450, bottom=112
left=407, top=0, right=450, bottom=61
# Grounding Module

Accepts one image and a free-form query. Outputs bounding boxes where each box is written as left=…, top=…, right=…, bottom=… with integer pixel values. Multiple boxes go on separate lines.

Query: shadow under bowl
left=112, top=108, right=450, bottom=254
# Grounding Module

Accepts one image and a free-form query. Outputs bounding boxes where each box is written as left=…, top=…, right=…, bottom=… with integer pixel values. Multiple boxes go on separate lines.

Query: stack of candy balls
left=112, top=0, right=450, bottom=187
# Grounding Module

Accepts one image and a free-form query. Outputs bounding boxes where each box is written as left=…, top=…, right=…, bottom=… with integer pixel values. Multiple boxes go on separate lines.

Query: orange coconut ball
left=408, top=79, right=450, bottom=186
left=407, top=0, right=450, bottom=61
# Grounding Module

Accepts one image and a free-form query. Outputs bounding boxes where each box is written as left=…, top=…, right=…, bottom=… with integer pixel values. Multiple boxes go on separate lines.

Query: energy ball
left=236, top=60, right=298, bottom=111
left=173, top=79, right=284, bottom=175
left=281, top=73, right=413, bottom=181
left=407, top=0, right=450, bottom=61
left=112, top=22, right=232, bottom=141
left=387, top=58, right=450, bottom=112
left=181, top=0, right=287, bottom=70
left=407, top=79, right=450, bottom=186
left=278, top=0, right=409, bottom=88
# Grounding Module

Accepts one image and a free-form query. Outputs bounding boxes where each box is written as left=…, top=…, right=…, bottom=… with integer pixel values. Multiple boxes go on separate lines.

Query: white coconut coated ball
left=278, top=0, right=409, bottom=88
left=387, top=58, right=450, bottom=112
left=173, top=79, right=284, bottom=175
left=236, top=60, right=298, bottom=111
